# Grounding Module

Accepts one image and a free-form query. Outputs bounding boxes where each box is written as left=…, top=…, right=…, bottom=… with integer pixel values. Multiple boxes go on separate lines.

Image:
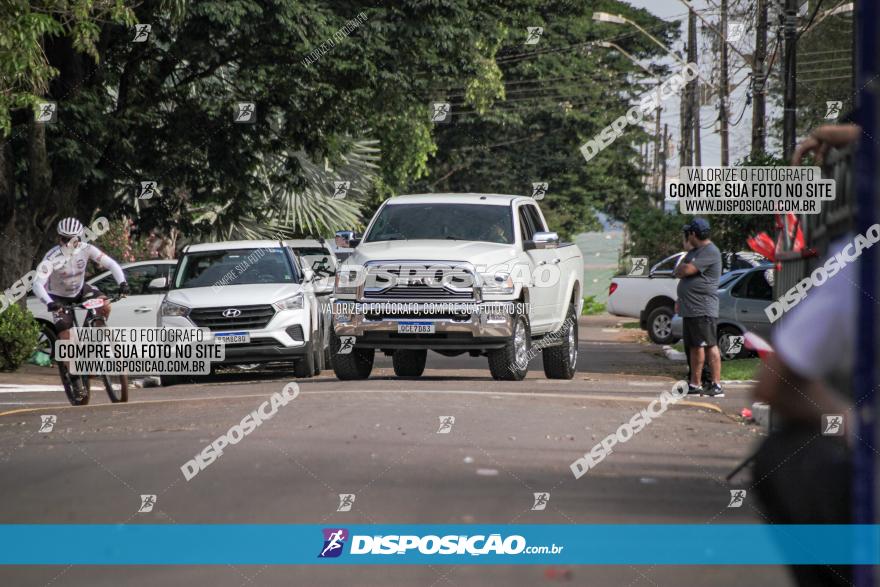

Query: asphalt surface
left=0, top=316, right=791, bottom=586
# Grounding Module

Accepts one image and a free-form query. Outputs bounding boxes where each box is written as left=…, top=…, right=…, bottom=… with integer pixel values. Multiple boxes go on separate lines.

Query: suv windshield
left=364, top=203, right=514, bottom=244
left=173, top=248, right=298, bottom=289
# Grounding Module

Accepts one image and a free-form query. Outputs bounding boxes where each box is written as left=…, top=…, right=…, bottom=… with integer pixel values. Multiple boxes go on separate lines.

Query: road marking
left=476, top=468, right=498, bottom=476
left=0, top=387, right=724, bottom=418
left=0, top=384, right=66, bottom=393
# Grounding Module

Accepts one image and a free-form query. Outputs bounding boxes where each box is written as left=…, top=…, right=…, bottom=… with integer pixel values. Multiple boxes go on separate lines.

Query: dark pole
left=653, top=84, right=661, bottom=199
left=689, top=9, right=702, bottom=166
left=782, top=0, right=798, bottom=161
left=751, top=0, right=767, bottom=156
left=720, top=0, right=729, bottom=166
left=661, top=123, right=668, bottom=201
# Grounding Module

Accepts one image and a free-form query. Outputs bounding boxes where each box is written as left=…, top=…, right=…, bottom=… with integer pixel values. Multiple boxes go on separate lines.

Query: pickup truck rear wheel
left=330, top=332, right=374, bottom=380
left=487, top=314, right=530, bottom=381
left=542, top=305, right=578, bottom=379
left=392, top=349, right=427, bottom=377
left=647, top=306, right=677, bottom=344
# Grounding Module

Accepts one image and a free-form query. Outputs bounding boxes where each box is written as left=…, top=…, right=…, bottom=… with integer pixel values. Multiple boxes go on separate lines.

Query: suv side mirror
left=335, top=230, right=360, bottom=248
left=524, top=231, right=559, bottom=250
left=147, top=277, right=167, bottom=291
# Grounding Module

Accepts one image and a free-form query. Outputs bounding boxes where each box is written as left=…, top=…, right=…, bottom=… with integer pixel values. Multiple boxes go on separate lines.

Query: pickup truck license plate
left=214, top=331, right=250, bottom=344
left=397, top=321, right=435, bottom=334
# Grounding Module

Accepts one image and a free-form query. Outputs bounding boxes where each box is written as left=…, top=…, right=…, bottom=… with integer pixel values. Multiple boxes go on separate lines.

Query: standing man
left=674, top=218, right=724, bottom=397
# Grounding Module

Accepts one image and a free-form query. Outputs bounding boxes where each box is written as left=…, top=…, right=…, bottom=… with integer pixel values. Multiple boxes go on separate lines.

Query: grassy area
left=581, top=295, right=605, bottom=315
left=721, top=357, right=760, bottom=380
left=622, top=322, right=640, bottom=329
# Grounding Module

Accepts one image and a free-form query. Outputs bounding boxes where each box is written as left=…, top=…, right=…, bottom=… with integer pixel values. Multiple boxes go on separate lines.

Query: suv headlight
left=160, top=300, right=190, bottom=317
left=273, top=292, right=304, bottom=311
left=480, top=272, right=515, bottom=296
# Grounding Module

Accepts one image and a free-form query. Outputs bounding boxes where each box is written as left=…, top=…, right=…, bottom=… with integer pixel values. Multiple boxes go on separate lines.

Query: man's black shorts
left=683, top=316, right=717, bottom=348
left=49, top=283, right=104, bottom=330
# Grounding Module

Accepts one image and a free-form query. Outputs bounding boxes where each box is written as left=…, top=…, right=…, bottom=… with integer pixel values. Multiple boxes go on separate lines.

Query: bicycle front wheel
left=58, top=363, right=91, bottom=406
left=102, top=374, right=129, bottom=403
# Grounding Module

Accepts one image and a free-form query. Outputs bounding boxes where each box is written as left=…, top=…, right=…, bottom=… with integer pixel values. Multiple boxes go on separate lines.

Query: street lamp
left=592, top=12, right=688, bottom=67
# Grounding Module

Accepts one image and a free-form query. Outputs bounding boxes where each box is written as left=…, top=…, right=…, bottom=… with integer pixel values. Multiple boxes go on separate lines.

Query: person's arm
left=32, top=255, right=54, bottom=306
left=89, top=246, right=125, bottom=284
left=674, top=263, right=699, bottom=278
left=32, top=271, right=53, bottom=305
left=791, top=124, right=860, bottom=165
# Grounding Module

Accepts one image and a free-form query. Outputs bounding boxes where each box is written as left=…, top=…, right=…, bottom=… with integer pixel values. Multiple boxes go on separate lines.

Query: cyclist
left=32, top=218, right=129, bottom=398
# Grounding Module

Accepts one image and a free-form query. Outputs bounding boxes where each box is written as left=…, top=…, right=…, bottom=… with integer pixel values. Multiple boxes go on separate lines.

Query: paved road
left=0, top=316, right=790, bottom=586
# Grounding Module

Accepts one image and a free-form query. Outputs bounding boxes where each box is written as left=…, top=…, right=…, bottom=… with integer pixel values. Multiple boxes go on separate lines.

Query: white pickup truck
left=606, top=253, right=683, bottom=345
left=331, top=193, right=584, bottom=381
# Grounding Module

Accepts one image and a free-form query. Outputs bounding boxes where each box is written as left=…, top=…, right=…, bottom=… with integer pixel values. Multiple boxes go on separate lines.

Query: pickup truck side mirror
left=335, top=230, right=361, bottom=248
left=524, top=231, right=560, bottom=251
left=147, top=276, right=168, bottom=291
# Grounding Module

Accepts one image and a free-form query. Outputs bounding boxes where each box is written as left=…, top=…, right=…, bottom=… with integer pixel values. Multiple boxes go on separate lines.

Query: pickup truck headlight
left=273, top=293, right=304, bottom=311
left=160, top=300, right=190, bottom=317
left=334, top=270, right=361, bottom=296
left=480, top=272, right=515, bottom=296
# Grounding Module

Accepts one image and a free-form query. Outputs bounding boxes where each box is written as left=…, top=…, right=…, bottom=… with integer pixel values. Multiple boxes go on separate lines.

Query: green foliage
left=97, top=217, right=156, bottom=264
left=625, top=206, right=685, bottom=267
left=0, top=304, right=41, bottom=371
left=0, top=0, right=134, bottom=135
left=411, top=0, right=677, bottom=239
left=581, top=295, right=605, bottom=315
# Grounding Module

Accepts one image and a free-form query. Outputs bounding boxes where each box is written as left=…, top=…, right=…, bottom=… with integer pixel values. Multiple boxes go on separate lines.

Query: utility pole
left=782, top=0, right=798, bottom=161
left=719, top=0, right=729, bottom=166
left=680, top=74, right=692, bottom=169
left=688, top=9, right=702, bottom=166
left=652, top=85, right=661, bottom=197
left=751, top=0, right=767, bottom=156
left=661, top=123, right=669, bottom=203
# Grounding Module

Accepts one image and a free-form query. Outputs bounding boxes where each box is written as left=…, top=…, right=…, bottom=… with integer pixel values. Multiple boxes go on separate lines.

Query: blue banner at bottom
left=1, top=525, right=877, bottom=565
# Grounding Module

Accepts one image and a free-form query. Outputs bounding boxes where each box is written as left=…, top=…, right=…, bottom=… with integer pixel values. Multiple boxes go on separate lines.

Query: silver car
left=671, top=264, right=774, bottom=359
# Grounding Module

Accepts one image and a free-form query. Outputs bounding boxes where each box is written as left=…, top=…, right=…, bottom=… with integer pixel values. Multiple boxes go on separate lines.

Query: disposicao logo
left=319, top=528, right=349, bottom=558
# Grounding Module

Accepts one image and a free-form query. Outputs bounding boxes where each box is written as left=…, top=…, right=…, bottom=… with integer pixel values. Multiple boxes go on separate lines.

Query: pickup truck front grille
left=361, top=263, right=476, bottom=302
left=189, top=305, right=275, bottom=330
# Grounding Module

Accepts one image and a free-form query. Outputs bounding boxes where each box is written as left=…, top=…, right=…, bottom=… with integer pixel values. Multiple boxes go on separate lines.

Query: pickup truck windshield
left=365, top=204, right=514, bottom=244
left=173, top=248, right=298, bottom=289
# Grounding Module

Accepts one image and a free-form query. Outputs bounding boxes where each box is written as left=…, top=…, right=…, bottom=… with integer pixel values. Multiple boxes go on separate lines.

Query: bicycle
left=52, top=294, right=129, bottom=406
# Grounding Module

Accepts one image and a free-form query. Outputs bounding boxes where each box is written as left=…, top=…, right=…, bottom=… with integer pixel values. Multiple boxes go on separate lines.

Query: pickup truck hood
left=165, top=283, right=303, bottom=308
left=347, top=240, right=519, bottom=267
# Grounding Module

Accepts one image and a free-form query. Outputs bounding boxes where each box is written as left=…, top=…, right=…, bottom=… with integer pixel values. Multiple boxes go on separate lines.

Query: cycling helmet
left=57, top=217, right=84, bottom=238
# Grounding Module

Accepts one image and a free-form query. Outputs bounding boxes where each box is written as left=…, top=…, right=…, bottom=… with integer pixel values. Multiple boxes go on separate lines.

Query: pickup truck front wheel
left=647, top=306, right=677, bottom=345
left=330, top=331, right=374, bottom=380
left=542, top=304, right=578, bottom=379
left=393, top=349, right=427, bottom=377
left=487, top=314, right=530, bottom=381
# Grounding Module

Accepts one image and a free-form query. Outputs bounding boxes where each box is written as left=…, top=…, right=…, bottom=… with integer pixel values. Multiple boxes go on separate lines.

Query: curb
left=661, top=345, right=687, bottom=362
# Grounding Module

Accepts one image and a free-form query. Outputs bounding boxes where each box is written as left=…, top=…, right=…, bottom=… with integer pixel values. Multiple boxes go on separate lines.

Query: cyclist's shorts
left=50, top=283, right=105, bottom=330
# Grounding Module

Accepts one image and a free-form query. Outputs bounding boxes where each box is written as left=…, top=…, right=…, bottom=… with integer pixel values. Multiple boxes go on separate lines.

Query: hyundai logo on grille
left=222, top=308, right=242, bottom=318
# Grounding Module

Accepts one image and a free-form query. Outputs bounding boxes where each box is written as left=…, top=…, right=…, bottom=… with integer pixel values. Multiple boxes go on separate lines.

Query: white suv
left=159, top=240, right=324, bottom=383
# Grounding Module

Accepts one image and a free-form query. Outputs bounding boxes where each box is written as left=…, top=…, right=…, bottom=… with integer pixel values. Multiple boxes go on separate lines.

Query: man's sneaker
left=702, top=383, right=725, bottom=398
left=687, top=383, right=702, bottom=395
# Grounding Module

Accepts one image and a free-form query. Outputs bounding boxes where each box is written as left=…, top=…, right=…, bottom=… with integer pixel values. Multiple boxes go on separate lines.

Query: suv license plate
left=397, top=321, right=435, bottom=334
left=215, top=332, right=250, bottom=344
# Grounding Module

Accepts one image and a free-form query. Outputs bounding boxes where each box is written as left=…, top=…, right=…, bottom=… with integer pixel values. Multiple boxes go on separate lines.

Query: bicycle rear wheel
left=102, top=374, right=129, bottom=402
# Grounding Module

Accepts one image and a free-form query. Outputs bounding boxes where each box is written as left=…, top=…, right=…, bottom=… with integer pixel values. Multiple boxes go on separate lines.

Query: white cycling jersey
left=32, top=243, right=125, bottom=304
